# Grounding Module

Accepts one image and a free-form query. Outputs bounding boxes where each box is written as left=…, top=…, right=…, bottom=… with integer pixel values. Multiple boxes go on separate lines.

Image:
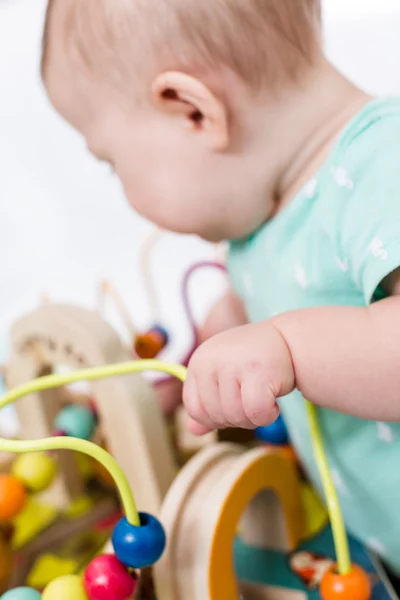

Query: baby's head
left=43, top=0, right=321, bottom=241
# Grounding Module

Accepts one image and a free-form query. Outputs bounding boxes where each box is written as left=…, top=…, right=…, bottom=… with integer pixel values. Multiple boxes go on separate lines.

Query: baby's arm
left=272, top=282, right=400, bottom=421
left=184, top=275, right=400, bottom=434
left=183, top=126, right=400, bottom=433
left=199, top=289, right=248, bottom=342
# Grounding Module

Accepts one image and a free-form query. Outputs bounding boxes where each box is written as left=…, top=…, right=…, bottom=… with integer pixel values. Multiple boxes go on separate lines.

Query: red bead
left=84, top=554, right=138, bottom=600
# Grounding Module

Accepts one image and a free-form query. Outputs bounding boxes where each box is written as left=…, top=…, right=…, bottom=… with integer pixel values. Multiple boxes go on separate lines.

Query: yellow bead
left=42, top=575, right=88, bottom=600
left=12, top=453, right=57, bottom=493
left=75, top=453, right=94, bottom=479
left=65, top=495, right=93, bottom=519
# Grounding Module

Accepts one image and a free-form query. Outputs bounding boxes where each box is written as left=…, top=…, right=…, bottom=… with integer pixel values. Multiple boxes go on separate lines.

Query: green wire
left=0, top=357, right=349, bottom=572
left=306, top=400, right=351, bottom=574
left=0, top=360, right=187, bottom=527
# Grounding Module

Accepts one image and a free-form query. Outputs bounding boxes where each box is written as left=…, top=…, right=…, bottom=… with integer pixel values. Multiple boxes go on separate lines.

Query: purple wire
left=181, top=261, right=228, bottom=358
left=155, top=261, right=228, bottom=387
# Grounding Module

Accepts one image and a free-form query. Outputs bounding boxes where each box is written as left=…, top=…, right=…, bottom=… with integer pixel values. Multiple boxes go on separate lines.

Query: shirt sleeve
left=337, top=121, right=400, bottom=304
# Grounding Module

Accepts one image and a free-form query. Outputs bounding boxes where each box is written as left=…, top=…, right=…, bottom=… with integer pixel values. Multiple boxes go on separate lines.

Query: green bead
left=54, top=405, right=96, bottom=440
left=42, top=575, right=88, bottom=600
left=1, top=588, right=41, bottom=600
left=12, top=453, right=57, bottom=493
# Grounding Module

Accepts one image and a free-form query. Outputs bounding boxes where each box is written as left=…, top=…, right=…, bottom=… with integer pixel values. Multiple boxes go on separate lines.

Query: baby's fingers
left=187, top=418, right=214, bottom=437
left=183, top=371, right=216, bottom=432
left=241, top=364, right=280, bottom=426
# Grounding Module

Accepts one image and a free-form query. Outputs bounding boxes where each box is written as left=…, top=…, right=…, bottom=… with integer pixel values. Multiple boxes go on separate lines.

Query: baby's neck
left=268, top=59, right=371, bottom=213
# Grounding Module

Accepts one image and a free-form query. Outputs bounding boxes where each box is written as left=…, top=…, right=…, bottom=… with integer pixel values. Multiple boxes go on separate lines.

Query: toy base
left=235, top=525, right=398, bottom=599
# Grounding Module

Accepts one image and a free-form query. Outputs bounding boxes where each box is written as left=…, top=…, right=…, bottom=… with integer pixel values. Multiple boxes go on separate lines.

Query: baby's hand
left=183, top=322, right=295, bottom=436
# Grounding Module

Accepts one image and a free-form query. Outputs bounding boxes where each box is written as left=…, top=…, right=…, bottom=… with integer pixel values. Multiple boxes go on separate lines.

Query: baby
left=42, top=0, right=400, bottom=578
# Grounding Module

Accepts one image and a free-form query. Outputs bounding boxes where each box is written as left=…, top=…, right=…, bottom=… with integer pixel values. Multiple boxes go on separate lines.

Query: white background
left=1, top=0, right=400, bottom=431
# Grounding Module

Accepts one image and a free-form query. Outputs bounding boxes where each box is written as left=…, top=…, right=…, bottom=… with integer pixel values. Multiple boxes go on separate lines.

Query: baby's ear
left=151, top=72, right=229, bottom=151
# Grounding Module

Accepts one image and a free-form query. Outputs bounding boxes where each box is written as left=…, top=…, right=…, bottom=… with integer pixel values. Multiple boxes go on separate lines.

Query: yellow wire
left=0, top=360, right=187, bottom=527
left=0, top=357, right=349, bottom=573
left=306, top=400, right=351, bottom=574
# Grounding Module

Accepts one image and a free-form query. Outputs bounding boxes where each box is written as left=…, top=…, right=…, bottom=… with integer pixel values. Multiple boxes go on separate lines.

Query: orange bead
left=0, top=475, right=26, bottom=521
left=135, top=330, right=166, bottom=359
left=320, top=564, right=371, bottom=600
left=278, top=445, right=298, bottom=464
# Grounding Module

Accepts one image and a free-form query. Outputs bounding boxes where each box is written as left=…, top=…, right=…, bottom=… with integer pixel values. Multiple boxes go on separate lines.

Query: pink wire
left=155, top=261, right=228, bottom=387
left=181, top=261, right=228, bottom=359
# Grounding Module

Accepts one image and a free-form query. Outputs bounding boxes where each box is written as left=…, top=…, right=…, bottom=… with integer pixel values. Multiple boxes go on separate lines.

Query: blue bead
left=0, top=588, right=41, bottom=600
left=112, top=513, right=166, bottom=569
left=54, top=405, right=96, bottom=440
left=150, top=325, right=169, bottom=346
left=255, top=414, right=289, bottom=445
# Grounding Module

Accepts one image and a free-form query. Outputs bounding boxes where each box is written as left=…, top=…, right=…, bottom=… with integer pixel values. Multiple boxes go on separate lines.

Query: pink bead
left=52, top=429, right=67, bottom=437
left=84, top=554, right=138, bottom=600
left=88, top=399, right=99, bottom=419
left=46, top=430, right=66, bottom=456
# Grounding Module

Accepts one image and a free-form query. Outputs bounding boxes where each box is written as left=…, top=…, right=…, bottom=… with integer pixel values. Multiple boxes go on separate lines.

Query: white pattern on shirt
left=331, top=469, right=349, bottom=496
left=377, top=422, right=395, bottom=444
left=304, top=177, right=318, bottom=198
left=331, top=166, right=354, bottom=190
left=369, top=237, right=388, bottom=261
left=336, top=257, right=350, bottom=272
left=294, top=262, right=309, bottom=289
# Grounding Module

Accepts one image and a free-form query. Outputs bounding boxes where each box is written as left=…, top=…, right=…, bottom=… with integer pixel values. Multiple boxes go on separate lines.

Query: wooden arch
left=6, top=304, right=176, bottom=515
left=154, top=443, right=304, bottom=600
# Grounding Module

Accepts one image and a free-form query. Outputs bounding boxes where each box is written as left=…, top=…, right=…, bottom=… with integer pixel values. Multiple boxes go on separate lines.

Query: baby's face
left=46, top=54, right=273, bottom=242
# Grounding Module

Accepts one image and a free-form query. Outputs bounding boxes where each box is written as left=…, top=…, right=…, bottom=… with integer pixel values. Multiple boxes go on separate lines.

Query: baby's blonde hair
left=42, top=0, right=321, bottom=91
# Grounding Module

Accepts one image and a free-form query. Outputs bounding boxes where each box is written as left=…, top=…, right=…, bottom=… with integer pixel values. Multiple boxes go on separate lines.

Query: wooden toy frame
left=6, top=304, right=177, bottom=516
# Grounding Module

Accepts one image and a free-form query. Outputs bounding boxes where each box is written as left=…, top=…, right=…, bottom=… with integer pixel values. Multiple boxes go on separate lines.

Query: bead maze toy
left=6, top=304, right=176, bottom=516
left=8, top=229, right=234, bottom=507
left=0, top=304, right=178, bottom=590
left=0, top=355, right=396, bottom=600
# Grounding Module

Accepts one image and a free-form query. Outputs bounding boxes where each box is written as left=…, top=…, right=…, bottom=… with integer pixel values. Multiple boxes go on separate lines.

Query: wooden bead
left=12, top=453, right=57, bottom=493
left=255, top=414, right=289, bottom=445
left=0, top=475, right=26, bottom=521
left=0, top=589, right=41, bottom=600
left=42, top=575, right=88, bottom=600
left=75, top=453, right=95, bottom=480
left=84, top=554, right=138, bottom=600
left=277, top=445, right=298, bottom=464
left=112, top=513, right=166, bottom=569
left=320, top=565, right=371, bottom=600
left=134, top=326, right=168, bottom=360
left=54, top=405, right=97, bottom=440
left=150, top=325, right=169, bottom=347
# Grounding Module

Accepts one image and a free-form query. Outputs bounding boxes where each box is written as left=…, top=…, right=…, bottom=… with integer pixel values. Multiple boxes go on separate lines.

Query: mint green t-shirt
left=228, top=97, right=400, bottom=573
